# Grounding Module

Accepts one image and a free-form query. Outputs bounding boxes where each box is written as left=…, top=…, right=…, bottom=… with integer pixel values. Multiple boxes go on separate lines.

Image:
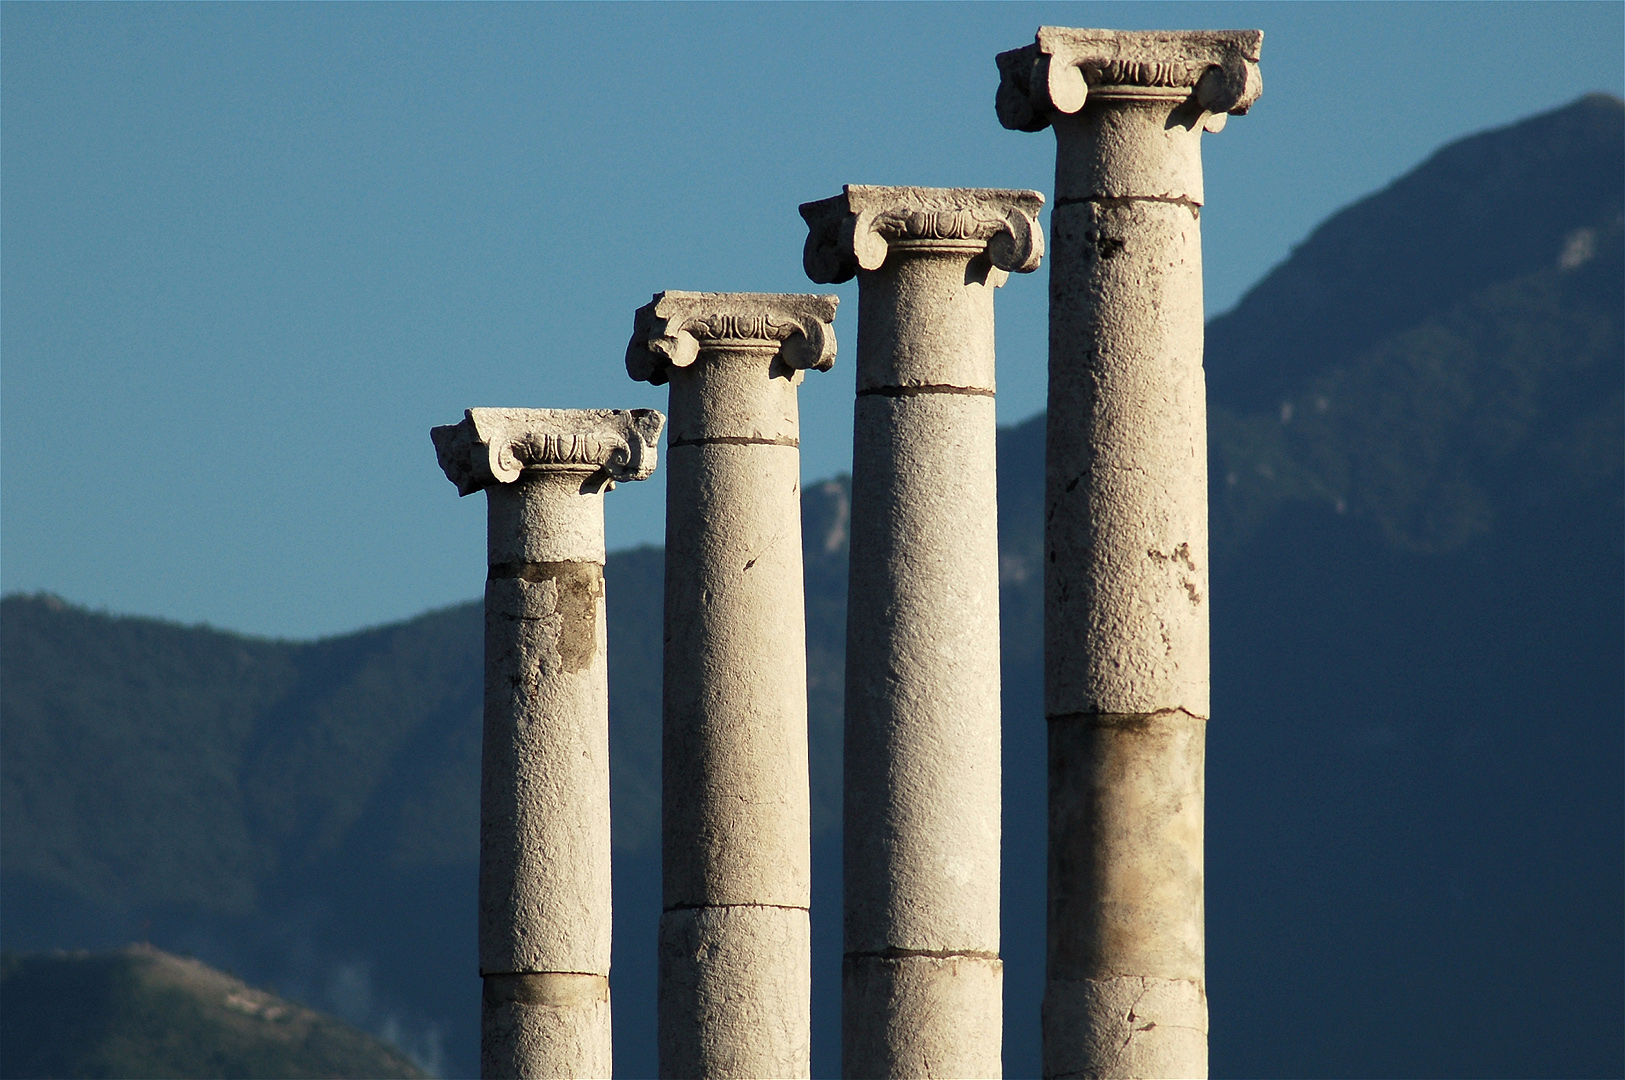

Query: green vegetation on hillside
left=1211, top=210, right=1623, bottom=552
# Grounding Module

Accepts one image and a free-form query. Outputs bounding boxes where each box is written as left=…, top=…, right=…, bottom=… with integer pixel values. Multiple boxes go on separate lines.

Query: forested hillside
left=4, top=95, right=1620, bottom=1079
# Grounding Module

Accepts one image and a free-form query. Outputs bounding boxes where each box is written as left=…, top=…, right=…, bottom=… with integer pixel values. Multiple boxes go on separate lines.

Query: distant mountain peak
left=1207, top=93, right=1624, bottom=410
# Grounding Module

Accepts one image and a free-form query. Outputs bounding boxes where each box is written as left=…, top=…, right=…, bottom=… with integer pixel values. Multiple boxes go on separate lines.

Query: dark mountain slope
left=1191, top=93, right=1624, bottom=1079
left=1, top=597, right=292, bottom=924
left=1206, top=93, right=1624, bottom=411
left=1212, top=207, right=1623, bottom=552
left=0, top=517, right=849, bottom=1079
left=1206, top=494, right=1622, bottom=1079
left=1, top=598, right=486, bottom=1075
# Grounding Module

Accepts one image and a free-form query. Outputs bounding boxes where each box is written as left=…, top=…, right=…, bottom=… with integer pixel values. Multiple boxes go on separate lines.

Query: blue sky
left=4, top=2, right=1621, bottom=639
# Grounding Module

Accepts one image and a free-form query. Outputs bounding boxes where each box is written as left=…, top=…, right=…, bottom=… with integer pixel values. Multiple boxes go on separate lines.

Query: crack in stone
left=1049, top=974, right=1210, bottom=1075
left=664, top=902, right=809, bottom=914
left=1053, top=708, right=1209, bottom=724
left=669, top=434, right=799, bottom=448
left=844, top=947, right=1001, bottom=961
left=487, top=559, right=601, bottom=581
left=740, top=516, right=793, bottom=577
left=1054, top=194, right=1202, bottom=216
left=857, top=384, right=996, bottom=399
left=1108, top=979, right=1154, bottom=1071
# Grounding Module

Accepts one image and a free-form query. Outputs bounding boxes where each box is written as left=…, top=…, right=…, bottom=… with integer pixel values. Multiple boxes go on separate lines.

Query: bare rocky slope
left=3, top=95, right=1620, bottom=1078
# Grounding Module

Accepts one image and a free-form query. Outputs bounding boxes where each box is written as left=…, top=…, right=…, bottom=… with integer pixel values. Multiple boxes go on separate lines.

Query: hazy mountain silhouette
left=3, top=95, right=1620, bottom=1078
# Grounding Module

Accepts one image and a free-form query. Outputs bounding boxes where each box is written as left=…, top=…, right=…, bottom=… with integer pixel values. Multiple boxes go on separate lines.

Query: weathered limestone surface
left=842, top=952, right=1003, bottom=1080
left=433, top=407, right=664, bottom=1080
left=657, top=906, right=811, bottom=1079
left=802, top=186, right=1042, bottom=1079
left=628, top=291, right=837, bottom=1080
left=996, top=28, right=1260, bottom=1080
left=482, top=974, right=612, bottom=1080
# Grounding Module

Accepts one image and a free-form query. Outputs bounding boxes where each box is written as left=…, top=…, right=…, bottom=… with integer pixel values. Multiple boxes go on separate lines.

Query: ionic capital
left=432, top=407, right=665, bottom=496
left=800, top=185, right=1044, bottom=285
left=996, top=27, right=1262, bottom=133
left=626, top=291, right=838, bottom=386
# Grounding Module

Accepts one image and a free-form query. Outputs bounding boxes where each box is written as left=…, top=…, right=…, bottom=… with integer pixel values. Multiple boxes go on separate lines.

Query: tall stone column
left=627, top=291, right=838, bottom=1080
left=995, top=28, right=1262, bottom=1080
left=432, top=407, right=665, bottom=1080
left=801, top=186, right=1044, bottom=1079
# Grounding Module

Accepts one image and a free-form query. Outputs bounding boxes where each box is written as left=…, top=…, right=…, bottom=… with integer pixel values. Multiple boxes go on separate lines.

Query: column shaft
left=661, top=354, right=810, bottom=1080
left=481, top=471, right=614, bottom=1079
left=803, top=187, right=1044, bottom=1080
left=434, top=406, right=664, bottom=1080
left=1044, top=92, right=1211, bottom=1080
left=629, top=292, right=837, bottom=1080
left=997, top=28, right=1262, bottom=1080
left=844, top=250, right=1003, bottom=1080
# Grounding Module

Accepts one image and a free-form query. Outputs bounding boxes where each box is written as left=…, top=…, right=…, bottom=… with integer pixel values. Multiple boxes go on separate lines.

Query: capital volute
left=996, top=27, right=1262, bottom=134
left=431, top=407, right=665, bottom=496
left=626, top=291, right=839, bottom=386
left=800, top=185, right=1045, bottom=285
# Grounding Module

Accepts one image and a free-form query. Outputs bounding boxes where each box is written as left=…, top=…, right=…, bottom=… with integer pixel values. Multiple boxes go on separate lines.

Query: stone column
left=995, top=28, right=1262, bottom=1080
left=627, top=291, right=838, bottom=1080
left=800, top=186, right=1044, bottom=1079
left=432, top=407, right=665, bottom=1080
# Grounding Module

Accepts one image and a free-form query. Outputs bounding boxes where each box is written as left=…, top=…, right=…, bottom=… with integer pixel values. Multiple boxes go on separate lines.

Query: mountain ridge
left=4, top=94, right=1621, bottom=1078
left=1206, top=92, right=1623, bottom=411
